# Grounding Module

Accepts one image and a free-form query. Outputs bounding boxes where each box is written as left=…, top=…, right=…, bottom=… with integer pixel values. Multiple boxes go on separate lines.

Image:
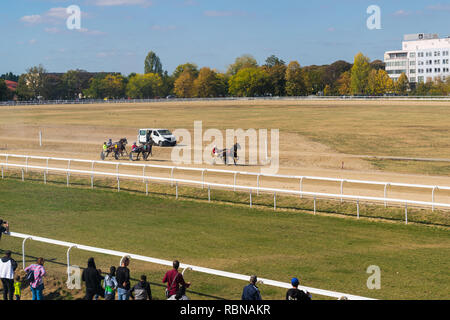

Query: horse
left=101, top=138, right=128, bottom=160
left=211, top=143, right=240, bottom=165
left=130, top=143, right=153, bottom=161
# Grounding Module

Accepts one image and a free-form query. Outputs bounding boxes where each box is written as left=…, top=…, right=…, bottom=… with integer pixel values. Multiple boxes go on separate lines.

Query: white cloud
left=20, top=15, right=43, bottom=24
left=78, top=28, right=106, bottom=35
left=93, top=0, right=152, bottom=6
left=393, top=10, right=412, bottom=17
left=29, top=39, right=38, bottom=45
left=20, top=7, right=88, bottom=25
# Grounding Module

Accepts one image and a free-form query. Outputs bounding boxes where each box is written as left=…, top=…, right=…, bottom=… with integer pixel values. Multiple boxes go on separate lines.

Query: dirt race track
left=0, top=99, right=449, bottom=207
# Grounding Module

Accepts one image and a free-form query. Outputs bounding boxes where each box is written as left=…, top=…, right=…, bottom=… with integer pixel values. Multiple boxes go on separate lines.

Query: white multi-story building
left=384, top=33, right=450, bottom=84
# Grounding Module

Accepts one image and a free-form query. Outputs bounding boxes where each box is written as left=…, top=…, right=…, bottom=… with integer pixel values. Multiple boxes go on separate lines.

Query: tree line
left=1, top=51, right=450, bottom=101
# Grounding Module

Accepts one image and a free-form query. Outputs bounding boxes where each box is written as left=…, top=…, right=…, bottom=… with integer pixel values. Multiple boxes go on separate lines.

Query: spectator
left=286, top=277, right=311, bottom=301
left=82, top=257, right=104, bottom=300
left=24, top=257, right=46, bottom=300
left=116, top=257, right=131, bottom=300
left=0, top=220, right=10, bottom=240
left=103, top=266, right=118, bottom=300
left=130, top=275, right=152, bottom=300
left=163, top=260, right=190, bottom=299
left=14, top=275, right=22, bottom=300
left=0, top=250, right=17, bottom=300
left=242, top=275, right=262, bottom=300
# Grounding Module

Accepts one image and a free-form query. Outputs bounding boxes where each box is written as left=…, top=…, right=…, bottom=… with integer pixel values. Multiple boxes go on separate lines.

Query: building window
left=418, top=76, right=424, bottom=83
left=410, top=69, right=416, bottom=73
left=434, top=60, right=440, bottom=64
left=409, top=77, right=416, bottom=82
left=410, top=61, right=415, bottom=66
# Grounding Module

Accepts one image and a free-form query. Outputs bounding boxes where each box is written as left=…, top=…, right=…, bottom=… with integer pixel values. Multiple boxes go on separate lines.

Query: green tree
left=302, top=65, right=326, bottom=94
left=20, top=65, right=48, bottom=99
left=351, top=52, right=371, bottom=95
left=227, top=55, right=258, bottom=76
left=102, top=74, right=126, bottom=98
left=264, top=55, right=285, bottom=68
left=144, top=51, right=163, bottom=75
left=193, top=67, right=227, bottom=97
left=367, top=69, right=394, bottom=95
left=262, top=56, right=287, bottom=96
left=285, top=61, right=307, bottom=96
left=173, top=63, right=199, bottom=80
left=395, top=72, right=409, bottom=95
left=336, top=71, right=352, bottom=95
left=62, top=70, right=85, bottom=99
left=0, top=79, right=10, bottom=101
left=16, top=75, right=33, bottom=100
left=173, top=71, right=196, bottom=98
left=126, top=73, right=163, bottom=98
left=228, top=67, right=270, bottom=97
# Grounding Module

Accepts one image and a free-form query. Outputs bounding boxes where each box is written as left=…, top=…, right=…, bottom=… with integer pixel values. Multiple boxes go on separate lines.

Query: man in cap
left=286, top=277, right=311, bottom=301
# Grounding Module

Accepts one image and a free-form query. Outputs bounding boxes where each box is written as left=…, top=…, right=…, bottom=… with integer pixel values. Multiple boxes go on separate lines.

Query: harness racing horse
left=211, top=143, right=240, bottom=165
left=129, top=143, right=153, bottom=161
left=101, top=138, right=128, bottom=160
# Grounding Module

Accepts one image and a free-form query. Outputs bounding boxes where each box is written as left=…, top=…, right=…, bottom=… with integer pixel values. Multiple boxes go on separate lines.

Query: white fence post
left=357, top=199, right=360, bottom=219
left=117, top=176, right=120, bottom=192
left=432, top=187, right=437, bottom=212
left=250, top=189, right=252, bottom=208
left=145, top=179, right=148, bottom=196
left=22, top=237, right=32, bottom=269
left=340, top=180, right=344, bottom=203
left=300, top=177, right=303, bottom=199
left=274, top=192, right=276, bottom=210
left=176, top=182, right=178, bottom=199
left=21, top=168, right=24, bottom=181
left=405, top=202, right=408, bottom=225
left=257, top=174, right=260, bottom=196
left=208, top=185, right=211, bottom=202
left=39, top=131, right=42, bottom=147
left=314, top=196, right=317, bottom=215
left=384, top=184, right=388, bottom=208
left=67, top=245, right=77, bottom=281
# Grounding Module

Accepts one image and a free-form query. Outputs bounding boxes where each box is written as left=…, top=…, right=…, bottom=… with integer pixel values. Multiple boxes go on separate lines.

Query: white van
left=138, top=128, right=177, bottom=146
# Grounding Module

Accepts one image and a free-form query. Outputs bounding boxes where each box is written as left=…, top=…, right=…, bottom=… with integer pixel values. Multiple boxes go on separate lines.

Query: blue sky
left=1, top=0, right=450, bottom=75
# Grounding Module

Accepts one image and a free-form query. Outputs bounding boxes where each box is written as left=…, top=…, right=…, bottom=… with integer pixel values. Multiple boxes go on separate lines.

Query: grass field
left=1, top=100, right=450, bottom=176
left=1, top=178, right=449, bottom=300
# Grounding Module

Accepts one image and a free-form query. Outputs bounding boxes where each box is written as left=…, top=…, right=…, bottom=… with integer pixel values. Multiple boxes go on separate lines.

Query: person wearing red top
left=162, top=260, right=190, bottom=299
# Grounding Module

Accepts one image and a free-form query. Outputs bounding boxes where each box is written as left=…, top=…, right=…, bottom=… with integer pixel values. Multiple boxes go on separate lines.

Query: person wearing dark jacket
left=242, top=275, right=262, bottom=300
left=82, top=257, right=104, bottom=300
left=0, top=250, right=17, bottom=300
left=116, top=257, right=131, bottom=300
left=130, top=275, right=152, bottom=300
left=286, top=277, right=311, bottom=301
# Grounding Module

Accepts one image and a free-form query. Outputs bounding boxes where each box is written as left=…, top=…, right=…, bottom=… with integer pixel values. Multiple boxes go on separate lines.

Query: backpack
left=25, top=269, right=35, bottom=285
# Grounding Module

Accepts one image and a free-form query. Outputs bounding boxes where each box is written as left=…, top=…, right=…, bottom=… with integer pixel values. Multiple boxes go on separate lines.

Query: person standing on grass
left=0, top=250, right=18, bottom=300
left=163, top=260, right=190, bottom=299
left=82, top=257, right=104, bottom=300
left=14, top=275, right=22, bottom=300
left=130, top=275, right=152, bottom=300
left=0, top=220, right=10, bottom=240
left=286, top=277, right=311, bottom=301
left=116, top=257, right=131, bottom=300
left=242, top=275, right=262, bottom=300
left=24, top=257, right=46, bottom=300
left=103, top=266, right=118, bottom=300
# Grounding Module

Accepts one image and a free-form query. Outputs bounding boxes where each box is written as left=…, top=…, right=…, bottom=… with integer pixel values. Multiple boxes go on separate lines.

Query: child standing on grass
left=14, top=275, right=22, bottom=300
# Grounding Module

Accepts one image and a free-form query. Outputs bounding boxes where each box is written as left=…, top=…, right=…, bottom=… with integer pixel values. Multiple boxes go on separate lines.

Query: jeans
left=1, top=278, right=14, bottom=300
left=117, top=288, right=129, bottom=300
left=30, top=284, right=44, bottom=300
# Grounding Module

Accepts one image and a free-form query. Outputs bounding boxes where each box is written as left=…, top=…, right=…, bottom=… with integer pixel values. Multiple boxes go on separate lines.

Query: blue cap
left=291, top=277, right=299, bottom=286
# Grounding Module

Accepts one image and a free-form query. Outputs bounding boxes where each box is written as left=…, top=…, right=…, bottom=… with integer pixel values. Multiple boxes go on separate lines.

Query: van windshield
left=158, top=130, right=171, bottom=135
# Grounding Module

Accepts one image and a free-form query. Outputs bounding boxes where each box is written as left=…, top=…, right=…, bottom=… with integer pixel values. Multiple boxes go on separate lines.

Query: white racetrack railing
left=7, top=231, right=375, bottom=300
left=1, top=153, right=450, bottom=213
left=2, top=162, right=450, bottom=225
